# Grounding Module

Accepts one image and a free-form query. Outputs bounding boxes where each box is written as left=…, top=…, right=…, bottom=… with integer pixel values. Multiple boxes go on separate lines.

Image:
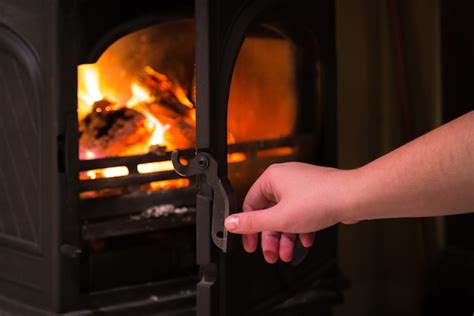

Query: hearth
left=0, top=0, right=340, bottom=315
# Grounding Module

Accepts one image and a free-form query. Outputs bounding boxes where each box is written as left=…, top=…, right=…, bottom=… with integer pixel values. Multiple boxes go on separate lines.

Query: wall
left=334, top=0, right=442, bottom=315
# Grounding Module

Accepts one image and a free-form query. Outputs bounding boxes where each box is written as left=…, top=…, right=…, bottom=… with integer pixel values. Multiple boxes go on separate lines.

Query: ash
left=131, top=204, right=189, bottom=220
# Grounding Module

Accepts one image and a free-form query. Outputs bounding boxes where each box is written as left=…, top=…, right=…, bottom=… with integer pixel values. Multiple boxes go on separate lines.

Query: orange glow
left=80, top=166, right=129, bottom=180
left=227, top=152, right=247, bottom=163
left=228, top=37, right=296, bottom=142
left=103, top=166, right=129, bottom=178
left=148, top=179, right=190, bottom=191
left=137, top=161, right=175, bottom=174
left=227, top=133, right=236, bottom=145
left=256, top=146, right=295, bottom=158
left=128, top=82, right=154, bottom=106
left=78, top=64, right=105, bottom=120
left=140, top=106, right=170, bottom=147
left=78, top=63, right=194, bottom=160
left=135, top=153, right=246, bottom=175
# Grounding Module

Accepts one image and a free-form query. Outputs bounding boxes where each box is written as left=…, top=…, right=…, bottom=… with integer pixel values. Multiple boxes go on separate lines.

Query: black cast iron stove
left=0, top=0, right=340, bottom=315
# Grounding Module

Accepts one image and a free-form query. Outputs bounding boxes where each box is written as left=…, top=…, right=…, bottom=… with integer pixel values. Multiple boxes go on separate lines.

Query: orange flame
left=78, top=64, right=248, bottom=185
left=78, top=64, right=104, bottom=120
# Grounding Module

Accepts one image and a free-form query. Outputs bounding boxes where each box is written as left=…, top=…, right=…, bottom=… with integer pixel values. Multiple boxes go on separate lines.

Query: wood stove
left=0, top=0, right=340, bottom=315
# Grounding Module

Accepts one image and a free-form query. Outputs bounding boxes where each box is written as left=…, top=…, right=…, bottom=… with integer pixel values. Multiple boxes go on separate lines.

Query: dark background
left=334, top=0, right=472, bottom=315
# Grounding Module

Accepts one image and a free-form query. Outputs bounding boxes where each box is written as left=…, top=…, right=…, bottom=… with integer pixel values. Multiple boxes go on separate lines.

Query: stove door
left=194, top=0, right=339, bottom=315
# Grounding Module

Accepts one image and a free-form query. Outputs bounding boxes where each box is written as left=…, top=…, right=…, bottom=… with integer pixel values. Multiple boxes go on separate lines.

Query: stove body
left=0, top=1, right=339, bottom=315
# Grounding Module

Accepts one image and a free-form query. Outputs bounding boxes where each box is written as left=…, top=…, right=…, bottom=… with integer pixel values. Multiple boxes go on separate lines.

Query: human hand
left=224, top=162, right=356, bottom=264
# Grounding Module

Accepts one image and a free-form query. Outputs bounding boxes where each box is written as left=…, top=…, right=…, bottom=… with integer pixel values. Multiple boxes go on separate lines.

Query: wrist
left=337, top=167, right=368, bottom=224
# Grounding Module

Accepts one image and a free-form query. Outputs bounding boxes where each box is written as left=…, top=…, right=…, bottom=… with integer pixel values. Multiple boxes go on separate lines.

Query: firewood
left=144, top=102, right=195, bottom=149
left=79, top=100, right=152, bottom=159
left=78, top=66, right=197, bottom=159
left=164, top=120, right=195, bottom=149
left=136, top=66, right=194, bottom=117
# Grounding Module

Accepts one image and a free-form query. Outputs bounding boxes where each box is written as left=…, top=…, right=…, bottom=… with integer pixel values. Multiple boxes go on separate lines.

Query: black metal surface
left=79, top=186, right=196, bottom=220
left=74, top=276, right=198, bottom=316
left=0, top=1, right=199, bottom=314
left=82, top=227, right=196, bottom=292
left=82, top=208, right=196, bottom=240
left=0, top=1, right=78, bottom=313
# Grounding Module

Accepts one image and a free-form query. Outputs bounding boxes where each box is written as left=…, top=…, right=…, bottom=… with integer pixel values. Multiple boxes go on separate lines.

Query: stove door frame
left=195, top=0, right=338, bottom=315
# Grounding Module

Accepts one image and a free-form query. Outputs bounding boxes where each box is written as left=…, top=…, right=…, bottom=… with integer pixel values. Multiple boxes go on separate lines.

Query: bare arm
left=224, top=111, right=474, bottom=263
left=345, top=110, right=474, bottom=222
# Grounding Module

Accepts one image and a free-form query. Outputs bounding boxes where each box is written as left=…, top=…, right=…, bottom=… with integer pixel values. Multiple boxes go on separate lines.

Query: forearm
left=344, top=111, right=474, bottom=222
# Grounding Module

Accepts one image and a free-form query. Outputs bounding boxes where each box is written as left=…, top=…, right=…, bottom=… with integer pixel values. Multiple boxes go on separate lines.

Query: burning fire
left=78, top=65, right=104, bottom=120
left=78, top=63, right=197, bottom=184
left=78, top=64, right=184, bottom=159
left=78, top=63, right=244, bottom=186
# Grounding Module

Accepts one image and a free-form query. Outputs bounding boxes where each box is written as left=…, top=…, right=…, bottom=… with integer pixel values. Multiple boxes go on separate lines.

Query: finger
left=299, top=233, right=315, bottom=248
left=242, top=233, right=258, bottom=253
left=225, top=205, right=285, bottom=234
left=261, top=231, right=280, bottom=264
left=241, top=196, right=276, bottom=253
left=236, top=166, right=279, bottom=247
left=279, top=233, right=297, bottom=262
left=242, top=166, right=279, bottom=213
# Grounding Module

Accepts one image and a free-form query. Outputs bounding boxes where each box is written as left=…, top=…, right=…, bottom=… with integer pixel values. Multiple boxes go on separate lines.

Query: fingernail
left=225, top=216, right=240, bottom=231
left=264, top=251, right=278, bottom=264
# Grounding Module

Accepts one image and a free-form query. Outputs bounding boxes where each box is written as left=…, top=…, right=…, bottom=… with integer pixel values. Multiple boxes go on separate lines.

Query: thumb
left=225, top=206, right=284, bottom=234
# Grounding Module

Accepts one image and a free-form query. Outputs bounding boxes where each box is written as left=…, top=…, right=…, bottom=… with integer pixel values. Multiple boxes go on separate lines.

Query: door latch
left=171, top=150, right=236, bottom=253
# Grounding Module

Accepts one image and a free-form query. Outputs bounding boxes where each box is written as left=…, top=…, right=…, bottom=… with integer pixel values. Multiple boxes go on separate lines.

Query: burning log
left=144, top=102, right=195, bottom=149
left=137, top=66, right=194, bottom=115
left=79, top=100, right=152, bottom=159
left=78, top=66, right=197, bottom=160
left=164, top=118, right=195, bottom=149
left=134, top=66, right=196, bottom=149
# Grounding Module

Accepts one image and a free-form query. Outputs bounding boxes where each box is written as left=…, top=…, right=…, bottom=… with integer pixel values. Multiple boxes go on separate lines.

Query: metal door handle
left=172, top=150, right=235, bottom=252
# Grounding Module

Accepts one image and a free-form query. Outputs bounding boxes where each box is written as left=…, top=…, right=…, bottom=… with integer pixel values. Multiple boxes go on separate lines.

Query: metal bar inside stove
left=80, top=171, right=182, bottom=192
left=79, top=137, right=296, bottom=171
left=78, top=137, right=298, bottom=193
left=79, top=149, right=196, bottom=171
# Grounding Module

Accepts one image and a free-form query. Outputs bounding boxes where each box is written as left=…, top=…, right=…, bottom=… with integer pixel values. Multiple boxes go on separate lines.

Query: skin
left=224, top=111, right=474, bottom=264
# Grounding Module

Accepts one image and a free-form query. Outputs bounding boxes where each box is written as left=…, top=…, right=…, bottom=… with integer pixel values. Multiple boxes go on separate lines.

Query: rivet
left=198, top=156, right=209, bottom=170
